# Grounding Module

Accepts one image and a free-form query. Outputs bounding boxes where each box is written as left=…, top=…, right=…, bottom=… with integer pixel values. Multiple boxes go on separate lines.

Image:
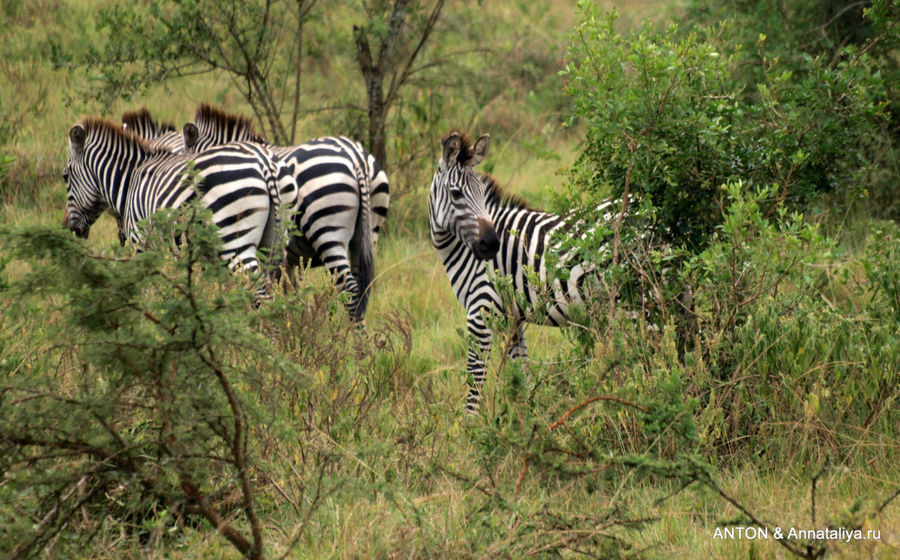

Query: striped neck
left=482, top=176, right=552, bottom=232
left=191, top=104, right=267, bottom=152
left=84, top=128, right=158, bottom=219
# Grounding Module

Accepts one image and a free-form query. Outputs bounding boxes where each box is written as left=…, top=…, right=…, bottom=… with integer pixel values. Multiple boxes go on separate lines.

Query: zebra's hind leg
left=315, top=249, right=368, bottom=327
left=224, top=254, right=266, bottom=307
left=465, top=311, right=494, bottom=414
left=315, top=258, right=366, bottom=328
left=304, top=224, right=366, bottom=325
left=344, top=274, right=367, bottom=331
left=211, top=188, right=272, bottom=306
left=221, top=245, right=276, bottom=307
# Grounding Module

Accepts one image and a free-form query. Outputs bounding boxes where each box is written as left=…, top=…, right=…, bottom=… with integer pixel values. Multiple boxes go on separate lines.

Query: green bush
left=683, top=182, right=900, bottom=461
left=561, top=2, right=889, bottom=249
left=684, top=0, right=900, bottom=220
left=556, top=2, right=899, bottom=465
left=0, top=203, right=410, bottom=559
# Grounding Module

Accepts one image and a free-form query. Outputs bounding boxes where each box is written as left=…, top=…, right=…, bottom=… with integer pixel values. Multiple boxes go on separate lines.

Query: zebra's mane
left=194, top=104, right=266, bottom=143
left=121, top=108, right=176, bottom=135
left=77, top=117, right=161, bottom=153
left=481, top=174, right=533, bottom=211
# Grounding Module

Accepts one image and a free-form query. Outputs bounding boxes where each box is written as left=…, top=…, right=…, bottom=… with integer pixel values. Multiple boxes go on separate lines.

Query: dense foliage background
left=1, top=0, right=898, bottom=558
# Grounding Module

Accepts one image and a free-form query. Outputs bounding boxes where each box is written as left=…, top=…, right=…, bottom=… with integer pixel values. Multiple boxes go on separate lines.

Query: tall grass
left=1, top=1, right=898, bottom=559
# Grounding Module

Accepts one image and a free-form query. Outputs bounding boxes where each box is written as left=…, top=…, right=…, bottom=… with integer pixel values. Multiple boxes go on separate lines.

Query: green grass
left=103, top=431, right=897, bottom=559
left=2, top=1, right=899, bottom=559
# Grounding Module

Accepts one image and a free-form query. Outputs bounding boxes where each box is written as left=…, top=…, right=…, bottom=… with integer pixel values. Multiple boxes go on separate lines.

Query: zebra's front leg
left=505, top=323, right=532, bottom=402
left=465, top=311, right=494, bottom=414
left=507, top=323, right=528, bottom=371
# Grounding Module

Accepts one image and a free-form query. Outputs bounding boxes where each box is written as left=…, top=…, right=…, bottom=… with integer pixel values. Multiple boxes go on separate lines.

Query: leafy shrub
left=546, top=180, right=900, bottom=464
left=683, top=182, right=900, bottom=461
left=684, top=0, right=900, bottom=220
left=561, top=2, right=889, bottom=249
left=0, top=203, right=410, bottom=559
left=556, top=2, right=899, bottom=466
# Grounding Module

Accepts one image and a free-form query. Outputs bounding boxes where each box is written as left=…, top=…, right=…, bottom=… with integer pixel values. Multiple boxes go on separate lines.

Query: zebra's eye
left=62, top=169, right=69, bottom=183
left=450, top=189, right=464, bottom=200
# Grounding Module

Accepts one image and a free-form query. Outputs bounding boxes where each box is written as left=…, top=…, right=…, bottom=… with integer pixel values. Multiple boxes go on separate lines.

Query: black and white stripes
left=62, top=117, right=281, bottom=276
left=121, top=108, right=184, bottom=153
left=64, top=114, right=625, bottom=413
left=430, top=130, right=602, bottom=413
left=181, top=104, right=390, bottom=323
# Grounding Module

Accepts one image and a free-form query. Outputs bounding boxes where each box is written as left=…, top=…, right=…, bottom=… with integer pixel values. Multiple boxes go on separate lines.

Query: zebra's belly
left=515, top=297, right=572, bottom=328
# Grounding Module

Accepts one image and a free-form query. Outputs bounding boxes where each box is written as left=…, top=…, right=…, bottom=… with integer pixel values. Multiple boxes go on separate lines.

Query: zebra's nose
left=476, top=218, right=500, bottom=259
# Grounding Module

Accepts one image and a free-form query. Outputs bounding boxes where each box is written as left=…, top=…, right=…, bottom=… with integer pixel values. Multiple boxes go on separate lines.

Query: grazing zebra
left=179, top=104, right=390, bottom=323
left=121, top=108, right=184, bottom=153
left=62, top=117, right=283, bottom=281
left=430, top=130, right=617, bottom=413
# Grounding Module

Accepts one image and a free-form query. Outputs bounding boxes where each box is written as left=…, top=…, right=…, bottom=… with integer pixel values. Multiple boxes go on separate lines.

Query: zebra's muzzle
left=473, top=218, right=500, bottom=261
left=64, top=211, right=90, bottom=239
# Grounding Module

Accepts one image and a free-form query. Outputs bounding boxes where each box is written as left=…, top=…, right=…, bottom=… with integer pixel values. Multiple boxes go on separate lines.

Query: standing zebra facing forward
left=62, top=117, right=283, bottom=282
left=179, top=104, right=390, bottom=323
left=430, top=131, right=610, bottom=413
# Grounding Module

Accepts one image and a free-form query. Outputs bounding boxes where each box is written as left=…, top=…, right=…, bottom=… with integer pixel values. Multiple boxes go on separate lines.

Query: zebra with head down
left=62, top=116, right=283, bottom=283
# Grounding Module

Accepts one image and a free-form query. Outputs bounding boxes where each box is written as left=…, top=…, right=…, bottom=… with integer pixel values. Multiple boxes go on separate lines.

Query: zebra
left=430, top=130, right=622, bottom=413
left=121, top=108, right=184, bottom=153
left=178, top=104, right=390, bottom=323
left=62, top=117, right=284, bottom=285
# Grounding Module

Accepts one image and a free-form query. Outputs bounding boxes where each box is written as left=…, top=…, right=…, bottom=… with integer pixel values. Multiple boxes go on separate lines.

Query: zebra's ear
left=471, top=134, right=490, bottom=167
left=183, top=123, right=199, bottom=150
left=69, top=124, right=86, bottom=155
left=441, top=132, right=461, bottom=166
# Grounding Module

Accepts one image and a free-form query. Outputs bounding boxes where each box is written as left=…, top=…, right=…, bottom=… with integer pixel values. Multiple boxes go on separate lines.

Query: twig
left=197, top=348, right=264, bottom=559
left=548, top=396, right=649, bottom=431
left=514, top=395, right=648, bottom=497
left=810, top=465, right=826, bottom=526
left=875, top=487, right=900, bottom=516
left=608, top=159, right=633, bottom=324
left=8, top=474, right=90, bottom=559
left=514, top=458, right=530, bottom=499
left=704, top=475, right=810, bottom=558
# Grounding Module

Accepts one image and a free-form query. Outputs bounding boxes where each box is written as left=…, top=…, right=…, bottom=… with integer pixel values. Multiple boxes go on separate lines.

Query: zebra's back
left=272, top=136, right=388, bottom=262
left=273, top=136, right=388, bottom=231
left=123, top=142, right=279, bottom=272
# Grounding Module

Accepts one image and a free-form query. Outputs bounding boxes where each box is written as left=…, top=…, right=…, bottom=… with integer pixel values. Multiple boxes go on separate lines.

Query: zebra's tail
left=259, top=151, right=286, bottom=299
left=352, top=159, right=374, bottom=325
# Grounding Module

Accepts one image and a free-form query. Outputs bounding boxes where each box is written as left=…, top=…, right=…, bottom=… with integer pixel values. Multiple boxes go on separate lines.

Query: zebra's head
left=429, top=131, right=500, bottom=261
left=62, top=123, right=106, bottom=239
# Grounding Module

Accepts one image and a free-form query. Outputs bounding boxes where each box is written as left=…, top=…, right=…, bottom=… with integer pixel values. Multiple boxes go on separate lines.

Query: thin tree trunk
left=354, top=25, right=387, bottom=166
left=353, top=0, right=445, bottom=168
